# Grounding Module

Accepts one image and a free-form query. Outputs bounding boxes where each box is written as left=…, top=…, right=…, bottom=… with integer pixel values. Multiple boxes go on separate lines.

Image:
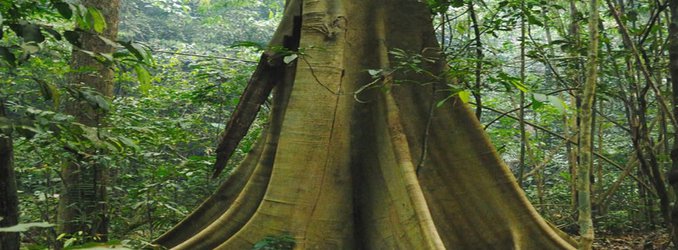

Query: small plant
left=252, top=234, right=295, bottom=250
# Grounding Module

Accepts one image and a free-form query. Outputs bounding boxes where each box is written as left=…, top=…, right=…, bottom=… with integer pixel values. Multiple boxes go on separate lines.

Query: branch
left=605, top=0, right=678, bottom=128
left=150, top=49, right=258, bottom=64
left=477, top=103, right=641, bottom=184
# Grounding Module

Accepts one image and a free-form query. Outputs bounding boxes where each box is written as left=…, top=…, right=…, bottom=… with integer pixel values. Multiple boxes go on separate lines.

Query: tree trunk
left=154, top=0, right=576, bottom=248
left=517, top=0, right=528, bottom=189
left=668, top=0, right=678, bottom=244
left=468, top=0, right=483, bottom=120
left=0, top=99, right=19, bottom=250
left=58, top=0, right=120, bottom=243
left=577, top=0, right=600, bottom=248
left=566, top=0, right=582, bottom=215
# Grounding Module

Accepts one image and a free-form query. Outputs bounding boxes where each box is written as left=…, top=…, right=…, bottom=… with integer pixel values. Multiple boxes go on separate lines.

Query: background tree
left=577, top=0, right=600, bottom=248
left=669, top=0, right=678, bottom=244
left=57, top=0, right=121, bottom=243
left=0, top=99, right=19, bottom=250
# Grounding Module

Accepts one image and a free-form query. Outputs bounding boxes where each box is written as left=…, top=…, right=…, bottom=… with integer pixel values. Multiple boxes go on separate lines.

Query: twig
left=150, top=49, right=258, bottom=64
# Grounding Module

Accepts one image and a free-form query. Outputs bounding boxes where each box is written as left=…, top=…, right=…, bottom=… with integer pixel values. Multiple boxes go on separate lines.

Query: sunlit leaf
left=135, top=65, right=152, bottom=94
left=548, top=95, right=568, bottom=113
left=533, top=93, right=548, bottom=102
left=367, top=69, right=382, bottom=77
left=87, top=7, right=107, bottom=33
left=458, top=89, right=471, bottom=103
left=510, top=79, right=528, bottom=93
left=120, top=41, right=147, bottom=61
left=283, top=54, right=297, bottom=64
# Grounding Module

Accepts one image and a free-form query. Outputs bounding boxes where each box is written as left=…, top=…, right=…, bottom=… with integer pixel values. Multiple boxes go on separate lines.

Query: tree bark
left=155, top=0, right=576, bottom=248
left=566, top=0, right=581, bottom=215
left=0, top=99, right=19, bottom=250
left=468, top=0, right=483, bottom=120
left=58, top=0, right=120, bottom=243
left=517, top=0, right=528, bottom=189
left=668, top=0, right=678, bottom=244
left=577, top=0, right=600, bottom=248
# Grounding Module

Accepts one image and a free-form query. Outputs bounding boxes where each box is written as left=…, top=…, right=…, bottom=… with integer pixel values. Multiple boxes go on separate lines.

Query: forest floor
left=594, top=229, right=672, bottom=249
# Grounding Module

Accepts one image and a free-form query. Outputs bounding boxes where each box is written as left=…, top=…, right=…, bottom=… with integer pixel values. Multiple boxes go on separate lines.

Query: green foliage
left=2, top=0, right=267, bottom=248
left=253, top=234, right=295, bottom=250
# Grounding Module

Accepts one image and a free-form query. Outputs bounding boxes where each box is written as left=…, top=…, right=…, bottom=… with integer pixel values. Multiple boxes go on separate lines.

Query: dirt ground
left=594, top=230, right=672, bottom=249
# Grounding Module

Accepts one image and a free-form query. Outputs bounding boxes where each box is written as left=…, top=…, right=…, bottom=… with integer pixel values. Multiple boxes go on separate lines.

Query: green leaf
left=527, top=14, right=543, bottom=27
left=458, top=89, right=471, bottom=103
left=43, top=27, right=62, bottom=40
left=230, top=41, right=265, bottom=51
left=54, top=2, right=73, bottom=19
left=283, top=54, right=297, bottom=64
left=21, top=42, right=40, bottom=54
left=510, top=79, right=528, bottom=93
left=64, top=30, right=81, bottom=47
left=20, top=23, right=46, bottom=43
left=450, top=0, right=464, bottom=7
left=63, top=237, right=77, bottom=248
left=533, top=93, right=547, bottom=102
left=134, top=65, right=152, bottom=94
left=560, top=171, right=571, bottom=181
left=548, top=95, right=568, bottom=113
left=81, top=92, right=110, bottom=112
left=367, top=69, right=382, bottom=77
left=97, top=35, right=119, bottom=48
left=0, top=46, right=16, bottom=67
left=532, top=99, right=544, bottom=109
left=117, top=137, right=138, bottom=151
left=436, top=95, right=454, bottom=108
left=86, top=7, right=107, bottom=33
left=34, top=78, right=60, bottom=107
left=0, top=222, right=54, bottom=232
left=120, top=41, right=147, bottom=61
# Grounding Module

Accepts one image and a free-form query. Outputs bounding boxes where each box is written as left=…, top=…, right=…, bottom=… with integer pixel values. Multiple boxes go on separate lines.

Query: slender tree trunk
left=0, top=99, right=19, bottom=250
left=606, top=0, right=671, bottom=227
left=518, top=0, right=528, bottom=188
left=469, top=0, right=483, bottom=120
left=567, top=0, right=581, bottom=215
left=595, top=101, right=603, bottom=202
left=577, top=0, right=599, bottom=248
left=58, top=0, right=120, bottom=243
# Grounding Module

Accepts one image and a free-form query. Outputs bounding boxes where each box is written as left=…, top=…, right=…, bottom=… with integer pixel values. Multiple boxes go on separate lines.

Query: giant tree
left=57, top=0, right=121, bottom=242
left=154, top=0, right=576, bottom=248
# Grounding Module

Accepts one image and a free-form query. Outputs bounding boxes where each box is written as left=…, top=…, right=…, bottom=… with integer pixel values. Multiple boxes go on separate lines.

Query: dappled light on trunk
left=154, top=0, right=575, bottom=248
